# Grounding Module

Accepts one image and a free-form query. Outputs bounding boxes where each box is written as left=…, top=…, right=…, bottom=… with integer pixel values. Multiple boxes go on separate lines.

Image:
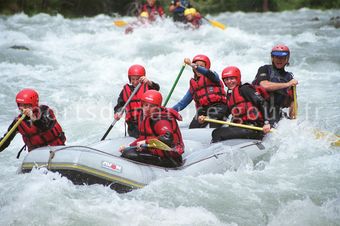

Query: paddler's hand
left=287, top=79, right=298, bottom=88
left=198, top=115, right=206, bottom=124
left=136, top=140, right=146, bottom=151
left=22, top=108, right=35, bottom=121
left=119, top=145, right=125, bottom=153
left=263, top=123, right=271, bottom=134
left=139, top=76, right=152, bottom=86
left=114, top=113, right=122, bottom=121
left=184, top=58, right=192, bottom=66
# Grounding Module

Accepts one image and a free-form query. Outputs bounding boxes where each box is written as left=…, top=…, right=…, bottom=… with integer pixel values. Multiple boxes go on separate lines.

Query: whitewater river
left=1, top=9, right=340, bottom=226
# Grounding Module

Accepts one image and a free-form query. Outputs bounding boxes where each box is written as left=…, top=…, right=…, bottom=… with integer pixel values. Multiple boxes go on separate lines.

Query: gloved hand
left=158, top=131, right=174, bottom=148
left=114, top=113, right=122, bottom=120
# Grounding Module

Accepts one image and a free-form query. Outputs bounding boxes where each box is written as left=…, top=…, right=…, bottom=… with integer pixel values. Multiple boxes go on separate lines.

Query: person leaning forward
left=172, top=55, right=228, bottom=129
left=0, top=88, right=66, bottom=153
left=252, top=44, right=298, bottom=125
left=120, top=90, right=184, bottom=168
left=139, top=0, right=164, bottom=22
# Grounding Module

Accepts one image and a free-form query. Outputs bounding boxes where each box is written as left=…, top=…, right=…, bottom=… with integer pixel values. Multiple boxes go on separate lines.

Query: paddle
left=120, top=139, right=173, bottom=152
left=293, top=86, right=339, bottom=146
left=101, top=83, right=142, bottom=141
left=179, top=5, right=226, bottom=30
left=314, top=130, right=340, bottom=147
left=292, top=86, right=298, bottom=119
left=203, top=117, right=276, bottom=133
left=163, top=64, right=186, bottom=107
left=0, top=114, right=26, bottom=149
left=202, top=17, right=226, bottom=30
left=147, top=139, right=173, bottom=151
left=113, top=20, right=128, bottom=27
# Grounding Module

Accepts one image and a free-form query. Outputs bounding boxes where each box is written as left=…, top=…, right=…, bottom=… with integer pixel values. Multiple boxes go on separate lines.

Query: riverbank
left=0, top=0, right=339, bottom=17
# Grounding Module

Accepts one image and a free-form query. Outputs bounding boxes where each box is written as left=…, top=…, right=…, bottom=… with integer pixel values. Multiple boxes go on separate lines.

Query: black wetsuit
left=252, top=64, right=294, bottom=124
left=211, top=84, right=270, bottom=143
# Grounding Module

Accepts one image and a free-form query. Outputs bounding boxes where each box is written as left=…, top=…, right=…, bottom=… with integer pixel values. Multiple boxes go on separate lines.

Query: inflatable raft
left=19, top=128, right=267, bottom=193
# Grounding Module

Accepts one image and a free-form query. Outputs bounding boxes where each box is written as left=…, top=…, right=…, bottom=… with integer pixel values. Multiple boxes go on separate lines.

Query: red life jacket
left=187, top=14, right=202, bottom=29
left=122, top=83, right=149, bottom=122
left=254, top=85, right=270, bottom=100
left=141, top=4, right=164, bottom=18
left=17, top=107, right=65, bottom=151
left=189, top=76, right=227, bottom=108
left=138, top=107, right=184, bottom=157
left=227, top=85, right=264, bottom=125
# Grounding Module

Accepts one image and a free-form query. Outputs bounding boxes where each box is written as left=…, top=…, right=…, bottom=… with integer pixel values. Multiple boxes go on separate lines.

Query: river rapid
left=0, top=9, right=340, bottom=226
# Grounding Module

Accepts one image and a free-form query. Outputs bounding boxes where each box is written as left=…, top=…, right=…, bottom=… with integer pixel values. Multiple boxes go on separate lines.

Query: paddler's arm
left=113, top=89, right=125, bottom=120
left=33, top=105, right=57, bottom=131
left=259, top=79, right=298, bottom=92
left=194, top=66, right=221, bottom=83
left=147, top=81, right=160, bottom=91
left=172, top=90, right=193, bottom=112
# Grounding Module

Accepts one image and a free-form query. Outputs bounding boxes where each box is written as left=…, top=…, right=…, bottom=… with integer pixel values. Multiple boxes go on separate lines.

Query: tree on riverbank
left=0, top=0, right=339, bottom=17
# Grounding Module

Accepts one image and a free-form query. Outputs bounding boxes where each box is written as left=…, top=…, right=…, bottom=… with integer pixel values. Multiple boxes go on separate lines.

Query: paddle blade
left=208, top=19, right=226, bottom=30
left=332, top=140, right=340, bottom=147
left=148, top=139, right=172, bottom=151
left=314, top=130, right=340, bottom=147
left=113, top=20, right=128, bottom=27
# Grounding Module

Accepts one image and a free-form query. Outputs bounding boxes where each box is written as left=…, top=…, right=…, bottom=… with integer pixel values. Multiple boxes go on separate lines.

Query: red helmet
left=192, top=54, right=211, bottom=69
left=271, top=44, right=290, bottom=57
left=128, top=64, right=146, bottom=78
left=221, top=66, right=241, bottom=85
left=16, top=88, right=39, bottom=107
left=141, top=90, right=162, bottom=106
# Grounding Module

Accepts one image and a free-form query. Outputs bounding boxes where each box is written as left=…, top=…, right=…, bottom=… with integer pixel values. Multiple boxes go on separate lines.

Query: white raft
left=19, top=128, right=267, bottom=193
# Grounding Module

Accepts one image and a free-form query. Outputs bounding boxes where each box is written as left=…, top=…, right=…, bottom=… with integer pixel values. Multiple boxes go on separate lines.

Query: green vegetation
left=189, top=0, right=340, bottom=13
left=0, top=0, right=339, bottom=17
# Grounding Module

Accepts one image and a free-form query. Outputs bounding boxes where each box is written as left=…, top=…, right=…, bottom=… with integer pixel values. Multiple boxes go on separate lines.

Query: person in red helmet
left=199, top=66, right=271, bottom=142
left=114, top=64, right=160, bottom=138
left=172, top=55, right=228, bottom=128
left=252, top=44, right=298, bottom=124
left=139, top=0, right=164, bottom=22
left=125, top=0, right=164, bottom=34
left=0, top=88, right=66, bottom=153
left=120, top=90, right=184, bottom=167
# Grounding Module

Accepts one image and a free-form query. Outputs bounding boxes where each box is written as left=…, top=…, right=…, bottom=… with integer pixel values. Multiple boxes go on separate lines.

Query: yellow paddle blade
left=207, top=19, right=226, bottom=30
left=147, top=139, right=172, bottom=151
left=113, top=20, right=128, bottom=27
left=314, top=130, right=340, bottom=147
left=332, top=140, right=340, bottom=147
left=292, top=86, right=298, bottom=119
